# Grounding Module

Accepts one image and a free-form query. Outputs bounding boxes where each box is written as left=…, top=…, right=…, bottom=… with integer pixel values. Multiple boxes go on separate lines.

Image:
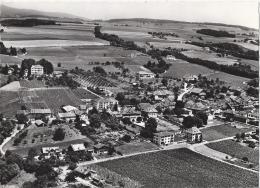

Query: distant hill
left=106, top=18, right=257, bottom=31
left=0, top=4, right=86, bottom=22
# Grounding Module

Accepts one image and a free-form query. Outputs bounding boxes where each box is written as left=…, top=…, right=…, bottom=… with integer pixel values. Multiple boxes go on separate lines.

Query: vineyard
left=73, top=73, right=117, bottom=88
left=20, top=80, right=45, bottom=88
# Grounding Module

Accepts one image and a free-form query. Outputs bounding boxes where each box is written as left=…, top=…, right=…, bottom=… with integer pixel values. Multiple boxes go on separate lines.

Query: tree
left=89, top=114, right=101, bottom=129
left=195, top=111, right=208, bottom=125
left=122, top=117, right=132, bottom=125
left=27, top=148, right=38, bottom=160
left=0, top=163, right=20, bottom=184
left=183, top=116, right=203, bottom=129
left=16, top=114, right=28, bottom=124
left=57, top=63, right=61, bottom=67
left=161, top=78, right=168, bottom=87
left=53, top=128, right=65, bottom=141
left=5, top=152, right=24, bottom=170
left=141, top=118, right=157, bottom=138
left=242, top=157, right=249, bottom=162
left=37, top=59, right=54, bottom=74
left=93, top=66, right=107, bottom=76
left=235, top=133, right=241, bottom=141
left=10, top=46, right=17, bottom=56
left=121, top=134, right=131, bottom=142
left=241, top=132, right=246, bottom=140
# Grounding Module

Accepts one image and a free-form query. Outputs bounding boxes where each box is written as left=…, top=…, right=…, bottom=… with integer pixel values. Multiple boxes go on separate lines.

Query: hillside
left=0, top=4, right=85, bottom=21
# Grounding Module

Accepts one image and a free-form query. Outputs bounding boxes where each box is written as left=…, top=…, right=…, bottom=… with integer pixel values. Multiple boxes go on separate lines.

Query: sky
left=2, top=0, right=259, bottom=29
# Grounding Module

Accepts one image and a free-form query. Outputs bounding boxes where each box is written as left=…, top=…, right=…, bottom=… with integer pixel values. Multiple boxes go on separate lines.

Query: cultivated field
left=148, top=41, right=202, bottom=50
left=0, top=54, right=21, bottom=65
left=98, top=148, right=258, bottom=188
left=201, top=123, right=255, bottom=141
left=207, top=140, right=259, bottom=165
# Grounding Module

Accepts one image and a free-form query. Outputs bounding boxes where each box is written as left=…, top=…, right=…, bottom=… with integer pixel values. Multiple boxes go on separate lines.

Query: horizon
left=1, top=0, right=259, bottom=29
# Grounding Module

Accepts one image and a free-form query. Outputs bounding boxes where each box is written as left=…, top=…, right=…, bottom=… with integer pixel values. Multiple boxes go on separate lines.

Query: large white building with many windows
left=153, top=132, right=175, bottom=146
left=31, top=65, right=44, bottom=75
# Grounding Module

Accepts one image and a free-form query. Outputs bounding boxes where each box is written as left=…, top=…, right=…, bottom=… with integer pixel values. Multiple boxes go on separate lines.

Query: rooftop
left=186, top=127, right=201, bottom=134
left=154, top=131, right=175, bottom=137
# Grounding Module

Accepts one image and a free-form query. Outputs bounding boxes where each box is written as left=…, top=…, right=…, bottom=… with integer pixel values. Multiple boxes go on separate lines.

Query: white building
left=153, top=132, right=175, bottom=146
left=94, top=97, right=119, bottom=112
left=137, top=71, right=155, bottom=79
left=31, top=65, right=44, bottom=75
left=166, top=55, right=176, bottom=61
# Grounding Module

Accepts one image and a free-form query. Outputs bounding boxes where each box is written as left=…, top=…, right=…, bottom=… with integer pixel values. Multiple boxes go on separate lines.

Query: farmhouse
left=69, top=143, right=86, bottom=152
left=31, top=65, right=44, bottom=75
left=153, top=90, right=174, bottom=100
left=58, top=112, right=76, bottom=122
left=190, top=88, right=204, bottom=95
left=121, top=107, right=142, bottom=123
left=93, top=97, right=119, bottom=112
left=29, top=108, right=52, bottom=119
left=186, top=127, right=202, bottom=143
left=93, top=144, right=109, bottom=155
left=153, top=132, right=175, bottom=146
left=62, top=105, right=78, bottom=113
left=139, top=103, right=158, bottom=118
left=136, top=71, right=155, bottom=79
left=183, top=74, right=198, bottom=82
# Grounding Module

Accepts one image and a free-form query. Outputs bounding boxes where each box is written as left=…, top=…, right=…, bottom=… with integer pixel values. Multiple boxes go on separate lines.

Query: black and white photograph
left=0, top=0, right=259, bottom=187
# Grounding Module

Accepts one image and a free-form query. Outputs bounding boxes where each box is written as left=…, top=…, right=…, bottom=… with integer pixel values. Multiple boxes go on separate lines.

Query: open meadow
left=207, top=139, right=259, bottom=166
left=162, top=60, right=213, bottom=78
left=98, top=148, right=258, bottom=188
left=201, top=123, right=255, bottom=141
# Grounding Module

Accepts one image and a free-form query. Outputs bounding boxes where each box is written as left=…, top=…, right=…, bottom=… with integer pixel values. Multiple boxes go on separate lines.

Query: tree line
left=196, top=29, right=236, bottom=38
left=1, top=19, right=57, bottom=27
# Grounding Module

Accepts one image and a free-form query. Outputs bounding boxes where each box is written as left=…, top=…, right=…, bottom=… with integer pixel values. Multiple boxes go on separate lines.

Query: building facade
left=31, top=65, right=44, bottom=75
left=153, top=132, right=175, bottom=146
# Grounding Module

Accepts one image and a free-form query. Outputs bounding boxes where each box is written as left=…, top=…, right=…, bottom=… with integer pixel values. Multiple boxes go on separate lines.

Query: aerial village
left=0, top=5, right=259, bottom=187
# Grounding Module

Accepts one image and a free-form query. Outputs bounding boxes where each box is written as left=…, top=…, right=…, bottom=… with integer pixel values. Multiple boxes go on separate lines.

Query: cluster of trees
left=13, top=130, right=28, bottom=146
left=140, top=118, right=157, bottom=138
left=1, top=19, right=57, bottom=27
left=0, top=42, right=22, bottom=56
left=247, top=78, right=259, bottom=88
left=196, top=29, right=236, bottom=38
left=0, top=119, right=15, bottom=145
left=148, top=31, right=179, bottom=38
left=46, top=71, right=80, bottom=89
left=52, top=128, right=65, bottom=141
left=20, top=58, right=54, bottom=77
left=93, top=66, right=107, bottom=77
left=116, top=93, right=140, bottom=106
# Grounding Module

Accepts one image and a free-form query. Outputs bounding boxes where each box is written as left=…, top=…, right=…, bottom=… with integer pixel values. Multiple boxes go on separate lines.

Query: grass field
left=201, top=123, right=254, bottom=141
left=207, top=72, right=250, bottom=87
left=0, top=54, right=21, bottom=65
left=0, top=91, right=21, bottom=117
left=98, top=148, right=258, bottom=188
left=35, top=88, right=84, bottom=112
left=115, top=142, right=158, bottom=155
left=20, top=80, right=45, bottom=88
left=162, top=60, right=213, bottom=78
left=207, top=140, right=259, bottom=165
